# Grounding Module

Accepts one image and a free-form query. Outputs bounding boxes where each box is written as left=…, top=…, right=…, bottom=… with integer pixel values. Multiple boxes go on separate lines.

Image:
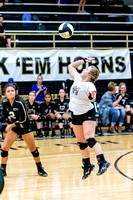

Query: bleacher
left=0, top=0, right=133, bottom=101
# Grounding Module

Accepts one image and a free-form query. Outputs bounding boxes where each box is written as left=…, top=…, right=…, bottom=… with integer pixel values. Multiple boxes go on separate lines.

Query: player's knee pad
left=68, top=117, right=72, bottom=122
left=31, top=148, right=39, bottom=157
left=51, top=118, right=56, bottom=122
left=1, top=149, right=8, bottom=157
left=126, top=111, right=131, bottom=115
left=86, top=138, right=97, bottom=148
left=78, top=142, right=88, bottom=150
left=58, top=118, right=62, bottom=123
left=37, top=116, right=42, bottom=122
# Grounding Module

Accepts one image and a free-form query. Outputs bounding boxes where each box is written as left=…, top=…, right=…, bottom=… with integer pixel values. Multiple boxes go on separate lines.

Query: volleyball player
left=25, top=91, right=43, bottom=138
left=68, top=58, right=110, bottom=179
left=54, top=89, right=74, bottom=138
left=0, top=83, right=48, bottom=177
left=40, top=93, right=56, bottom=137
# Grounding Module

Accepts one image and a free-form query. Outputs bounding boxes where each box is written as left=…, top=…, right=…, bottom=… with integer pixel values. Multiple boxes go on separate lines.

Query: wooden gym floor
left=1, top=133, right=133, bottom=200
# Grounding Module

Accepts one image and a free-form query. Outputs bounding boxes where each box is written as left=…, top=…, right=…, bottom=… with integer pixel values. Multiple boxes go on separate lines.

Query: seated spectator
left=32, top=74, right=47, bottom=102
left=116, top=82, right=133, bottom=132
left=54, top=89, right=74, bottom=138
left=0, top=14, right=11, bottom=48
left=40, top=93, right=56, bottom=137
left=8, top=78, right=19, bottom=95
left=25, top=91, right=43, bottom=138
left=99, top=81, right=126, bottom=133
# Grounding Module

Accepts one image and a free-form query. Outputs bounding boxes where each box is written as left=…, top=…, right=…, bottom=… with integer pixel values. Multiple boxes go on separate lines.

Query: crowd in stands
left=0, top=77, right=133, bottom=140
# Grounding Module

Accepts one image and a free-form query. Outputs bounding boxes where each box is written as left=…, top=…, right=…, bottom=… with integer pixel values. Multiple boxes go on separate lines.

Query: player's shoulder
left=54, top=98, right=59, bottom=102
left=2, top=98, right=8, bottom=104
left=34, top=100, right=39, bottom=104
left=65, top=98, right=69, bottom=102
left=40, top=100, right=45, bottom=105
left=51, top=100, right=55, bottom=104
left=15, top=96, right=25, bottom=104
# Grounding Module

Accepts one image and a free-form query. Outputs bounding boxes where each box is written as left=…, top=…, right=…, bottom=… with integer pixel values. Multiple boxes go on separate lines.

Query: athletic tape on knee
left=1, top=149, right=8, bottom=157
left=31, top=148, right=39, bottom=157
left=78, top=142, right=88, bottom=150
left=86, top=138, right=97, bottom=148
left=68, top=117, right=72, bottom=122
left=58, top=118, right=62, bottom=123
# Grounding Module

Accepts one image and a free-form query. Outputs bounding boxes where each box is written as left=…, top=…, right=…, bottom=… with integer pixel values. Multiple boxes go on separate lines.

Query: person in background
left=0, top=14, right=11, bottom=48
left=54, top=89, right=74, bottom=138
left=32, top=74, right=47, bottom=102
left=77, top=0, right=87, bottom=13
left=116, top=82, right=133, bottom=132
left=99, top=81, right=126, bottom=133
left=25, top=91, right=43, bottom=138
left=40, top=93, right=56, bottom=137
left=8, top=78, right=19, bottom=95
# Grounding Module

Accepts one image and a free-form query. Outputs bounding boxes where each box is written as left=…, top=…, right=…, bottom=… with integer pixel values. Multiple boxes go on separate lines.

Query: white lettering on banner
left=0, top=49, right=131, bottom=81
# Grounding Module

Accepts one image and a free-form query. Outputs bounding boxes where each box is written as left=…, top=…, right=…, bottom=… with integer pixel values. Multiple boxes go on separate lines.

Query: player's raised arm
left=68, top=58, right=95, bottom=80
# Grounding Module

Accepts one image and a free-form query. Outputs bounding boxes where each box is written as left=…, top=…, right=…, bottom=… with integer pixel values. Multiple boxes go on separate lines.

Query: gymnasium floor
left=1, top=133, right=133, bottom=200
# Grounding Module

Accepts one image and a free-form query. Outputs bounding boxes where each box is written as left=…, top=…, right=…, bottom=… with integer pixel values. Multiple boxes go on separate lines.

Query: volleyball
left=58, top=22, right=74, bottom=39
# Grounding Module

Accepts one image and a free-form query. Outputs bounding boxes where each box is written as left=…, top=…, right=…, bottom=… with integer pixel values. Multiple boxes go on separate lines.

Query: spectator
left=77, top=0, right=87, bottom=13
left=25, top=91, right=43, bottom=138
left=40, top=93, right=56, bottom=137
left=116, top=82, right=133, bottom=132
left=0, top=14, right=11, bottom=48
left=8, top=78, right=19, bottom=95
left=99, top=81, right=126, bottom=133
left=54, top=89, right=74, bottom=138
left=31, top=74, right=47, bottom=102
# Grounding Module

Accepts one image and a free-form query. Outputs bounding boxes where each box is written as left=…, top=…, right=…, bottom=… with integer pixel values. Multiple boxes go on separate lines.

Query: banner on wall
left=0, top=49, right=131, bottom=82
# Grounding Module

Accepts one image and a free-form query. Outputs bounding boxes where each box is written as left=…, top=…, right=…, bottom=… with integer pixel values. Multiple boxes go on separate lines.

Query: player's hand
left=5, top=123, right=16, bottom=132
left=84, top=57, right=95, bottom=63
left=118, top=95, right=122, bottom=101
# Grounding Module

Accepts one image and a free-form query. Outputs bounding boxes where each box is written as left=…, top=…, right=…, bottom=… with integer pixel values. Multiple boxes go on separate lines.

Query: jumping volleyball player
left=0, top=83, right=48, bottom=177
left=68, top=57, right=110, bottom=179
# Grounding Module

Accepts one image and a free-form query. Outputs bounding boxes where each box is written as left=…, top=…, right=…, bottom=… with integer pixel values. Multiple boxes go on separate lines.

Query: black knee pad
left=37, top=116, right=42, bottom=122
left=78, top=142, right=88, bottom=150
left=51, top=118, right=56, bottom=122
left=58, top=118, right=62, bottom=123
left=1, top=149, right=8, bottom=157
left=126, top=111, right=131, bottom=116
left=86, top=138, right=97, bottom=148
left=31, top=148, right=39, bottom=157
left=68, top=117, right=72, bottom=122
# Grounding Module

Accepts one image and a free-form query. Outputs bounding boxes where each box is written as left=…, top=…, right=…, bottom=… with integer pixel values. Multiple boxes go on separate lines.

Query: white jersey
left=69, top=73, right=96, bottom=115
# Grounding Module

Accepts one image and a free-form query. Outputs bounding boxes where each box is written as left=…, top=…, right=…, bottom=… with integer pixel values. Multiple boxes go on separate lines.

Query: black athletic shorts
left=72, top=108, right=96, bottom=125
left=12, top=122, right=32, bottom=135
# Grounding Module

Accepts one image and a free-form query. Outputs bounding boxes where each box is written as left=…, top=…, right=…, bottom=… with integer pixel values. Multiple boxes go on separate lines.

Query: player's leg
left=1, top=131, right=18, bottom=176
left=55, top=112, right=64, bottom=137
left=72, top=124, right=95, bottom=179
left=83, top=120, right=110, bottom=175
left=62, top=113, right=74, bottom=137
left=22, top=132, right=48, bottom=177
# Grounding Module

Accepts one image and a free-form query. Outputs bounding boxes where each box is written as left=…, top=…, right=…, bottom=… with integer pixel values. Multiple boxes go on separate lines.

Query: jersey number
left=72, top=86, right=80, bottom=95
left=9, top=111, right=16, bottom=120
